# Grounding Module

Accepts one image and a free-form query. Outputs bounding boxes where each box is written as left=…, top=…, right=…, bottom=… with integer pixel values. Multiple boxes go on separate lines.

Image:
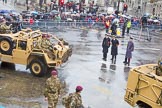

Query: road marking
left=93, top=85, right=112, bottom=95
left=135, top=48, right=160, bottom=51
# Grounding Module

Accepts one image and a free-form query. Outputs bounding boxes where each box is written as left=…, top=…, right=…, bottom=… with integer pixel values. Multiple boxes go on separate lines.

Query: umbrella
left=92, top=13, right=96, bottom=16
left=87, top=13, right=92, bottom=16
left=80, top=13, right=87, bottom=16
left=109, top=14, right=115, bottom=17
left=4, top=15, right=12, bottom=21
left=64, top=12, right=71, bottom=15
left=105, top=16, right=109, bottom=19
left=144, top=13, right=150, bottom=17
left=67, top=18, right=73, bottom=21
left=147, top=19, right=153, bottom=21
left=0, top=10, right=10, bottom=13
left=30, top=11, right=38, bottom=15
left=98, top=14, right=104, bottom=17
left=126, top=16, right=131, bottom=19
left=50, top=10, right=59, bottom=15
left=76, top=13, right=80, bottom=17
left=120, top=14, right=127, bottom=18
left=112, top=18, right=119, bottom=23
left=153, top=19, right=160, bottom=23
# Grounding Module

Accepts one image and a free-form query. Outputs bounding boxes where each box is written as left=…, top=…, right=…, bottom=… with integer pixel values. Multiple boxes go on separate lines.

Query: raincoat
left=111, top=39, right=119, bottom=56
left=125, top=40, right=134, bottom=58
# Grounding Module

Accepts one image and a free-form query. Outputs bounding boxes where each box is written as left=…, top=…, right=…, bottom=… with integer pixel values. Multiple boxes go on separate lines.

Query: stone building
left=124, top=0, right=162, bottom=18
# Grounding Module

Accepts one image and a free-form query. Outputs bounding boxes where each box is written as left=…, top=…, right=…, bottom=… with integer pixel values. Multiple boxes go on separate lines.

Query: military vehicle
left=0, top=29, right=72, bottom=77
left=124, top=59, right=162, bottom=108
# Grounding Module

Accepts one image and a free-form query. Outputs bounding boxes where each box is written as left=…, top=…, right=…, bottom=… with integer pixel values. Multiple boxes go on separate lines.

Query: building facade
left=124, top=0, right=162, bottom=18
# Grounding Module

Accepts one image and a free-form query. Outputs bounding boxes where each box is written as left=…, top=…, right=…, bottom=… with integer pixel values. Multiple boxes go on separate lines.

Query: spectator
left=105, top=19, right=110, bottom=33
left=122, top=18, right=128, bottom=37
left=29, top=17, right=34, bottom=25
left=111, top=22, right=117, bottom=35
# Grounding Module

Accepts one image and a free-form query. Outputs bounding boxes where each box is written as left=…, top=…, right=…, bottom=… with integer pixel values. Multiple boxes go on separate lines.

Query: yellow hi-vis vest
left=127, top=21, right=131, bottom=28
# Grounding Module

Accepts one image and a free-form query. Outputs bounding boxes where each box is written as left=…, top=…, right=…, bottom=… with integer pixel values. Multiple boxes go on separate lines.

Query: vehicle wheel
left=0, top=37, right=13, bottom=55
left=29, top=59, right=47, bottom=77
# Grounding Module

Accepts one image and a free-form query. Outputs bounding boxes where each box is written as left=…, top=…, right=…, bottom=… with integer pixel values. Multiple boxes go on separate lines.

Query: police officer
left=69, top=86, right=84, bottom=108
left=44, top=70, right=61, bottom=108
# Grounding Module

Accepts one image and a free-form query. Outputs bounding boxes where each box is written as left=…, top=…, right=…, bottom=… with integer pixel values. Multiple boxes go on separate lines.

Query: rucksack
left=62, top=93, right=73, bottom=105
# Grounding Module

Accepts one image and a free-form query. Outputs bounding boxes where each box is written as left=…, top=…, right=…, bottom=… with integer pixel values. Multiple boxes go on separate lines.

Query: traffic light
left=59, top=0, right=64, bottom=6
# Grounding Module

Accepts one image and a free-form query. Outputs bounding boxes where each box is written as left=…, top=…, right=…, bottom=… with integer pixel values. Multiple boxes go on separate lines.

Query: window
left=18, top=41, right=27, bottom=50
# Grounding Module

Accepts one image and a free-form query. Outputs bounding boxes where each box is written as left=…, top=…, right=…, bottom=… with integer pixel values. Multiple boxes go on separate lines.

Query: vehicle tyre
left=0, top=37, right=13, bottom=55
left=29, top=59, right=47, bottom=77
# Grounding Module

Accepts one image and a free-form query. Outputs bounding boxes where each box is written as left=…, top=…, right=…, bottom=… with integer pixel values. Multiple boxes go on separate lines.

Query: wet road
left=0, top=28, right=162, bottom=108
left=46, top=29, right=162, bottom=107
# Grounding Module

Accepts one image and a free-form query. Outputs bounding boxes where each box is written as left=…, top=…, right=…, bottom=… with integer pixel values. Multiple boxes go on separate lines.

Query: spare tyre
left=0, top=37, right=13, bottom=55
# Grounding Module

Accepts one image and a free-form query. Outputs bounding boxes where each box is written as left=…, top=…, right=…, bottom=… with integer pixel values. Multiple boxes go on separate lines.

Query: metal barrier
left=22, top=21, right=105, bottom=32
left=22, top=20, right=162, bottom=30
left=21, top=20, right=161, bottom=41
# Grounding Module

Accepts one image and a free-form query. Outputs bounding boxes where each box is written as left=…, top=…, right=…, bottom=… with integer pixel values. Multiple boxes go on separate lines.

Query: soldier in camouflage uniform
left=156, top=58, right=162, bottom=76
left=44, top=70, right=61, bottom=108
left=0, top=19, right=12, bottom=34
left=69, top=86, right=84, bottom=108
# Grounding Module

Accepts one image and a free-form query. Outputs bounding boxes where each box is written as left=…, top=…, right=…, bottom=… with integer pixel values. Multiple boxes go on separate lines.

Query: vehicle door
left=12, top=39, right=29, bottom=65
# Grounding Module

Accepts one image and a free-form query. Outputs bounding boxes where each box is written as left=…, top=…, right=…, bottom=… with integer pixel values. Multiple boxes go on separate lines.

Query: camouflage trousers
left=47, top=98, right=58, bottom=108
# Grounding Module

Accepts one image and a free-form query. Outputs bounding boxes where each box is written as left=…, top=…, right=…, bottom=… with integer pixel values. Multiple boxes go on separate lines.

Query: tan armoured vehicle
left=0, top=29, right=72, bottom=77
left=124, top=59, right=162, bottom=108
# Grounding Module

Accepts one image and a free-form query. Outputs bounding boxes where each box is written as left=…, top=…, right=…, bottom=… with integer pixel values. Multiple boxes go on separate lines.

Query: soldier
left=44, top=70, right=61, bottom=108
left=0, top=19, right=11, bottom=33
left=156, top=58, right=162, bottom=76
left=69, top=86, right=84, bottom=108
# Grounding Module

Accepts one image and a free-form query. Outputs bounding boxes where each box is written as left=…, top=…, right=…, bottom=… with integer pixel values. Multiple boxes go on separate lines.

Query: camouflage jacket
left=44, top=76, right=61, bottom=99
left=69, top=92, right=83, bottom=108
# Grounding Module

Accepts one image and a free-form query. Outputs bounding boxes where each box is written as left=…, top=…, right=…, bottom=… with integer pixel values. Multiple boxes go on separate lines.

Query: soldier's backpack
left=62, top=93, right=73, bottom=106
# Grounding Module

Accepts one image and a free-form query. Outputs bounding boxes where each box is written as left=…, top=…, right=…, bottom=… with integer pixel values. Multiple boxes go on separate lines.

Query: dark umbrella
left=50, top=10, right=59, bottom=15
left=87, top=13, right=92, bottom=16
left=5, top=15, right=12, bottom=21
left=0, top=10, right=10, bottom=14
left=80, top=13, right=87, bottom=17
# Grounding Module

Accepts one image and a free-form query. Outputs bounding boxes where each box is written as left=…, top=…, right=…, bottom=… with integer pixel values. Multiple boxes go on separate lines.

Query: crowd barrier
left=22, top=21, right=105, bottom=31
left=21, top=20, right=162, bottom=33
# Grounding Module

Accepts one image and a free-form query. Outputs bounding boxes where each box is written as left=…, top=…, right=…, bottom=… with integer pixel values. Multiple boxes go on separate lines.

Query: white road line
left=135, top=48, right=160, bottom=51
